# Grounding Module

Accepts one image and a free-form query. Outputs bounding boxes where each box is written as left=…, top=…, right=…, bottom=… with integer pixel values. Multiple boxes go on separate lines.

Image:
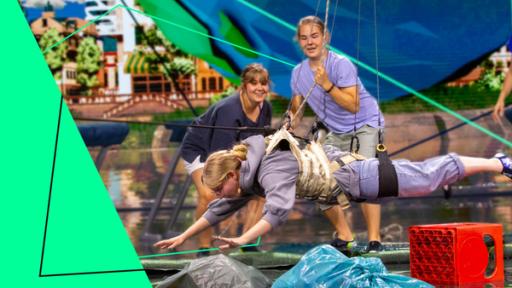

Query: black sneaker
left=442, top=184, right=452, bottom=199
left=240, top=246, right=260, bottom=253
left=330, top=238, right=356, bottom=256
left=495, top=153, right=512, bottom=179
left=365, top=241, right=383, bottom=253
left=196, top=247, right=211, bottom=258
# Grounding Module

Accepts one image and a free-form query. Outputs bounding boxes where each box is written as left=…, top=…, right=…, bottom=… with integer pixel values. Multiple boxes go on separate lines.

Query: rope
left=320, top=0, right=341, bottom=127
left=290, top=0, right=335, bottom=126
left=75, top=117, right=275, bottom=133
left=119, top=0, right=198, bottom=117
left=315, top=0, right=323, bottom=18
left=292, top=84, right=316, bottom=118
left=328, top=0, right=341, bottom=49
left=292, top=0, right=324, bottom=92
left=75, top=116, right=315, bottom=142
left=287, top=0, right=324, bottom=123
left=324, top=0, right=331, bottom=35
left=373, top=0, right=380, bottom=106
left=350, top=0, right=363, bottom=147
left=373, top=0, right=383, bottom=136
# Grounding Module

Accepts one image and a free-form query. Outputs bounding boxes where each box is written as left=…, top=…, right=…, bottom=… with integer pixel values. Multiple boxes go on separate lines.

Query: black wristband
left=326, top=83, right=335, bottom=93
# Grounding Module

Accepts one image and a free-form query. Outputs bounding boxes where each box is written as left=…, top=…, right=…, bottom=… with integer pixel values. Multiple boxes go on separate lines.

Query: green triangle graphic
left=0, top=2, right=150, bottom=286
left=40, top=100, right=144, bottom=276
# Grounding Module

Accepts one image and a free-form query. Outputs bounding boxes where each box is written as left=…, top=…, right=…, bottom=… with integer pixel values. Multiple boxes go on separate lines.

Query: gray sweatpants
left=335, top=153, right=466, bottom=200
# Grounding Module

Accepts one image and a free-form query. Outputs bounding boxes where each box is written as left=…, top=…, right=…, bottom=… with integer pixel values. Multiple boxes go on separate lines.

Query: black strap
left=350, top=135, right=360, bottom=153
left=377, top=145, right=399, bottom=198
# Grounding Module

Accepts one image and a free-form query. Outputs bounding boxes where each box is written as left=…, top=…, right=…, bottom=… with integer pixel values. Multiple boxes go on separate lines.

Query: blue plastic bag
left=273, top=245, right=432, bottom=288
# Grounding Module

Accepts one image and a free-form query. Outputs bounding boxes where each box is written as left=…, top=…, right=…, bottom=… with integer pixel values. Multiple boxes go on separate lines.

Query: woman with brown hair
left=180, top=63, right=272, bottom=255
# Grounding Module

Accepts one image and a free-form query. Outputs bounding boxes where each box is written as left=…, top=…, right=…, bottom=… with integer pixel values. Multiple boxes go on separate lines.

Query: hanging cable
left=348, top=0, right=363, bottom=153
left=75, top=116, right=276, bottom=134
left=324, top=0, right=331, bottom=33
left=289, top=0, right=334, bottom=133
left=120, top=0, right=198, bottom=117
left=286, top=0, right=325, bottom=130
left=373, top=0, right=384, bottom=149
left=313, top=0, right=341, bottom=143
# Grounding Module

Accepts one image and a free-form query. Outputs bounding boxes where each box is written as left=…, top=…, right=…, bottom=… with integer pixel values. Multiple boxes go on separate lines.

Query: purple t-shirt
left=291, top=50, right=384, bottom=133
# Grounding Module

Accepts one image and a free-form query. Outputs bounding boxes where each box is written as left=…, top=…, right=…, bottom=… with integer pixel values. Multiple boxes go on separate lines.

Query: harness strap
left=323, top=153, right=364, bottom=204
left=329, top=153, right=365, bottom=173
left=376, top=144, right=399, bottom=197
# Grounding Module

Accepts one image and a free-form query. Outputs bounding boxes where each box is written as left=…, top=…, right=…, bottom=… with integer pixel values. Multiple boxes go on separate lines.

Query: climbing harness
left=266, top=128, right=364, bottom=204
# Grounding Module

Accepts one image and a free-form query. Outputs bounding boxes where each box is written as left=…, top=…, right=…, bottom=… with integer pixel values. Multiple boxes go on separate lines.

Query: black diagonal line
left=39, top=95, right=144, bottom=277
left=40, top=268, right=145, bottom=278
left=37, top=96, right=146, bottom=278
left=39, top=95, right=64, bottom=277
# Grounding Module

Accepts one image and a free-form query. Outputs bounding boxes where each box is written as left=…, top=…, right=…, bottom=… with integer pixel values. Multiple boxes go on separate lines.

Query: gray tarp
left=156, top=254, right=272, bottom=288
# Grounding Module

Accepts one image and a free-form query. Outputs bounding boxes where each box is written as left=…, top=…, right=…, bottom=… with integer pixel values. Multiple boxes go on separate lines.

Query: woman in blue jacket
left=181, top=63, right=272, bottom=254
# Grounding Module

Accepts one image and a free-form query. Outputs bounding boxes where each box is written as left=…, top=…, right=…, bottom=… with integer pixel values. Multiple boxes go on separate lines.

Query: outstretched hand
left=154, top=235, right=186, bottom=250
left=214, top=236, right=246, bottom=251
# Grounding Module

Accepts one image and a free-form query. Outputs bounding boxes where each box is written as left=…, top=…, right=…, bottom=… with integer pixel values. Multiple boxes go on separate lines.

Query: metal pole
left=141, top=143, right=184, bottom=237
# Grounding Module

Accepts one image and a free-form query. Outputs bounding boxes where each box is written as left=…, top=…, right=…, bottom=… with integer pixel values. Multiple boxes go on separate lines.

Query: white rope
left=373, top=0, right=384, bottom=140
left=351, top=0, right=362, bottom=137
left=373, top=0, right=381, bottom=107
left=324, top=0, right=331, bottom=37
left=291, top=0, right=335, bottom=122
left=288, top=0, right=325, bottom=118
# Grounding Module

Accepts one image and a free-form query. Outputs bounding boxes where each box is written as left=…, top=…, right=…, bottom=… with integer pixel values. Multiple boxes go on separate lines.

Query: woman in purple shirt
left=289, top=15, right=384, bottom=252
left=154, top=135, right=512, bottom=251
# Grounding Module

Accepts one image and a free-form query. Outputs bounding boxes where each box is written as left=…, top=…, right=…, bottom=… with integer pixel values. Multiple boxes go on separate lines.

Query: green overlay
left=1, top=2, right=150, bottom=286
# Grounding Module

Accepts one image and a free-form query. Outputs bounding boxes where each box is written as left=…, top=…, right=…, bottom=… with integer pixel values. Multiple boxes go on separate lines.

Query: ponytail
left=202, top=143, right=248, bottom=190
left=231, top=144, right=248, bottom=161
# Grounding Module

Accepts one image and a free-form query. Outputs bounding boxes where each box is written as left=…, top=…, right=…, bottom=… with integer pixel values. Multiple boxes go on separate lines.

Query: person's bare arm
left=154, top=217, right=211, bottom=249
left=493, top=64, right=512, bottom=124
left=315, top=65, right=359, bottom=113
left=215, top=219, right=272, bottom=250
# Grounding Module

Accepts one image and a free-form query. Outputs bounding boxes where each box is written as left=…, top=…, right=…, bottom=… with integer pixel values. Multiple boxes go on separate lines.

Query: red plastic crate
left=409, top=223, right=503, bottom=286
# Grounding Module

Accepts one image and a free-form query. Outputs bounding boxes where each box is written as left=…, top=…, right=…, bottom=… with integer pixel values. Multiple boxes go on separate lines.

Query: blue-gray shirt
left=291, top=50, right=383, bottom=133
left=203, top=135, right=298, bottom=228
left=203, top=136, right=358, bottom=228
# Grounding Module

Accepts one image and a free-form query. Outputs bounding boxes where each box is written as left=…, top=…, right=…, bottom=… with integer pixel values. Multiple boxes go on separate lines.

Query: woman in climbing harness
left=155, top=132, right=512, bottom=251
left=180, top=63, right=272, bottom=255
left=289, top=15, right=384, bottom=252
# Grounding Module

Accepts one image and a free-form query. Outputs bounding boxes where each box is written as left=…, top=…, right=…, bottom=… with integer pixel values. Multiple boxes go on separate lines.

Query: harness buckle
left=376, top=143, right=387, bottom=152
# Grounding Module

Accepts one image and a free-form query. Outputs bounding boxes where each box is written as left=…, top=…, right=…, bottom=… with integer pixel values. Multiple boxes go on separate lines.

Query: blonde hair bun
left=231, top=144, right=248, bottom=161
